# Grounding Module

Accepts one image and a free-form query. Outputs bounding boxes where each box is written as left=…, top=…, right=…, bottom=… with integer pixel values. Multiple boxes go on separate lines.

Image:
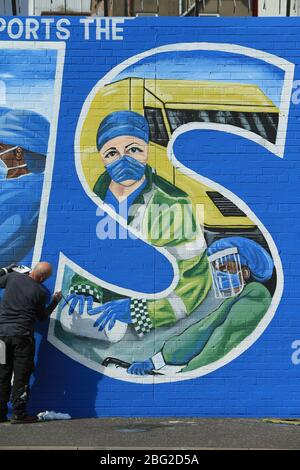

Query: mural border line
left=47, top=41, right=289, bottom=384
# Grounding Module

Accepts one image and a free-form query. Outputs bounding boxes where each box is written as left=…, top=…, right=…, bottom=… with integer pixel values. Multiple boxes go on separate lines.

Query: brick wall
left=0, top=16, right=299, bottom=417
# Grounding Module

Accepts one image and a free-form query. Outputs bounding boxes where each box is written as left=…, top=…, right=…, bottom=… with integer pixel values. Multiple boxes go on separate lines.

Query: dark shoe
left=10, top=415, right=39, bottom=424
left=0, top=416, right=8, bottom=423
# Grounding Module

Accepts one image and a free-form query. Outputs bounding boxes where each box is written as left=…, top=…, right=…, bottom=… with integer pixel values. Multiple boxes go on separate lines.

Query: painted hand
left=61, top=293, right=94, bottom=315
left=127, top=359, right=154, bottom=376
left=89, top=298, right=131, bottom=331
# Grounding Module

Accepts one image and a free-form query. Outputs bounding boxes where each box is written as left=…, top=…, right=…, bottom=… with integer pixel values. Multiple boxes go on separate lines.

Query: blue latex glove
left=89, top=298, right=131, bottom=331
left=127, top=359, right=154, bottom=376
left=61, top=293, right=94, bottom=315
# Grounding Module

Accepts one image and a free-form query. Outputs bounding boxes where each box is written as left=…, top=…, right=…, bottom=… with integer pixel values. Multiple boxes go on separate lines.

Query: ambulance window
left=166, top=109, right=278, bottom=144
left=145, top=107, right=169, bottom=147
left=207, top=191, right=247, bottom=217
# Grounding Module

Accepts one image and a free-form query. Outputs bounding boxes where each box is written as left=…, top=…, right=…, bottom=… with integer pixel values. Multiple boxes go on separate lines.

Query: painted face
left=208, top=249, right=247, bottom=299
left=219, top=261, right=251, bottom=281
left=0, top=143, right=29, bottom=179
left=100, top=135, right=148, bottom=187
left=218, top=261, right=240, bottom=274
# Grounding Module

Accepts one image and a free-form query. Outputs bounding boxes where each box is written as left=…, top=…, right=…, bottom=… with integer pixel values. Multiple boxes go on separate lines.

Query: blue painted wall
left=0, top=16, right=299, bottom=417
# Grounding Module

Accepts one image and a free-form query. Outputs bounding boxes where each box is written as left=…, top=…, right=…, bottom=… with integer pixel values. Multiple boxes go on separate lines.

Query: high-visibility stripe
left=167, top=235, right=206, bottom=260
left=167, top=292, right=187, bottom=320
left=128, top=188, right=153, bottom=234
left=151, top=352, right=166, bottom=370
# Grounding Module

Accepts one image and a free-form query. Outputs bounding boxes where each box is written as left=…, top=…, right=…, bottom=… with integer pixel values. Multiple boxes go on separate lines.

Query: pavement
left=0, top=417, right=300, bottom=450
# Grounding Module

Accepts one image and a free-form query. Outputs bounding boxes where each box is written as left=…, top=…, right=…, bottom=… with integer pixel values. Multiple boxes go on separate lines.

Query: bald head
left=30, top=262, right=52, bottom=283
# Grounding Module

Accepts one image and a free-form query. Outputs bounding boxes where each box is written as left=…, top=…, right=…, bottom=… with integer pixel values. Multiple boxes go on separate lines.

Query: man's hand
left=6, top=263, right=18, bottom=272
left=52, top=291, right=62, bottom=303
left=0, top=263, right=18, bottom=277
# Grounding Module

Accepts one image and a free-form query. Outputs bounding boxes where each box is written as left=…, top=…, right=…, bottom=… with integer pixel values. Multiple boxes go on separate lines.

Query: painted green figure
left=155, top=282, right=271, bottom=372
left=127, top=236, right=274, bottom=375
left=61, top=111, right=210, bottom=341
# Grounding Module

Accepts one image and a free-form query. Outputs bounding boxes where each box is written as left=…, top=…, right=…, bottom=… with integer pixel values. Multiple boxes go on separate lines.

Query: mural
left=48, top=46, right=291, bottom=383
left=1, top=17, right=300, bottom=417
left=0, top=43, right=63, bottom=271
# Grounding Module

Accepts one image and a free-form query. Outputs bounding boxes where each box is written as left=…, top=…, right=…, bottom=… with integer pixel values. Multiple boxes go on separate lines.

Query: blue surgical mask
left=105, top=155, right=146, bottom=183
left=216, top=270, right=242, bottom=292
left=0, top=146, right=28, bottom=180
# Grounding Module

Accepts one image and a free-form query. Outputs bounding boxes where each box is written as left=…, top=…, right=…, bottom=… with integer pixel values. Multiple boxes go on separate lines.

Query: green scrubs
left=160, top=282, right=271, bottom=372
left=69, top=165, right=211, bottom=335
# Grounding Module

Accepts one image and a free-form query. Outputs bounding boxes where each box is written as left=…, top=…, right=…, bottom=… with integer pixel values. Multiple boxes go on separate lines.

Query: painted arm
left=63, top=199, right=211, bottom=337
left=127, top=283, right=272, bottom=375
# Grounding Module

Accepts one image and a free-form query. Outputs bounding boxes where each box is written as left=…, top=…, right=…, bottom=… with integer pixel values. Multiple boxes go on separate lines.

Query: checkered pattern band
left=70, top=284, right=102, bottom=303
left=130, top=298, right=153, bottom=338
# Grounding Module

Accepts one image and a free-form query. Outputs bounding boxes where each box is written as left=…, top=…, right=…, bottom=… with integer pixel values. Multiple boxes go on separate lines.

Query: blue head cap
left=0, top=107, right=49, bottom=155
left=96, top=111, right=150, bottom=151
left=207, top=236, right=274, bottom=283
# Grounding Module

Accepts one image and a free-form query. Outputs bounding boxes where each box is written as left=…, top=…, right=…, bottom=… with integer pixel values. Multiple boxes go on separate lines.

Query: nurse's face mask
left=208, top=247, right=244, bottom=299
left=105, top=155, right=146, bottom=184
left=0, top=145, right=28, bottom=179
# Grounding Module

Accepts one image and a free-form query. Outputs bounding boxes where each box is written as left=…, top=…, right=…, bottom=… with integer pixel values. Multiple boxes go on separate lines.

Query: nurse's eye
left=128, top=146, right=142, bottom=154
left=218, top=265, right=227, bottom=272
left=104, top=150, right=118, bottom=159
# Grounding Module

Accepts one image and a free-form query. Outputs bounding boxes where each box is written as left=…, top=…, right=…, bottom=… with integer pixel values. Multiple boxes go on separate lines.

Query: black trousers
left=0, top=336, right=35, bottom=418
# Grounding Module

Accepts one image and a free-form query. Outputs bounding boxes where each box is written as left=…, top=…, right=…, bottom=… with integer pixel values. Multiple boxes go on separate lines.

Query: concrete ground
left=0, top=417, right=300, bottom=450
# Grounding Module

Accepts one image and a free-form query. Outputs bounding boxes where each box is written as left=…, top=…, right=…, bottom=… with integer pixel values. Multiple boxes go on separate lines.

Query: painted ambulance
left=82, top=77, right=279, bottom=246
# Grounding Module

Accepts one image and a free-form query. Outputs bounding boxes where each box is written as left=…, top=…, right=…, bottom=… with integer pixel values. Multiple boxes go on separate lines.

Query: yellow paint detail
left=145, top=79, right=279, bottom=112
left=130, top=78, right=145, bottom=115
left=79, top=77, right=277, bottom=230
left=144, top=87, right=165, bottom=109
left=175, top=171, right=254, bottom=228
left=165, top=103, right=278, bottom=113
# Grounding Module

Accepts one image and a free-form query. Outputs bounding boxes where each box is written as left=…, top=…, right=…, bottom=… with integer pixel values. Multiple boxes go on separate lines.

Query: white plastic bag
left=37, top=410, right=71, bottom=421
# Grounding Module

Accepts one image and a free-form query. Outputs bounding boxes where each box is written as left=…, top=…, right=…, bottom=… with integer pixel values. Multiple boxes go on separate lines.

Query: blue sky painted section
left=0, top=49, right=57, bottom=121
left=115, top=50, right=284, bottom=107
